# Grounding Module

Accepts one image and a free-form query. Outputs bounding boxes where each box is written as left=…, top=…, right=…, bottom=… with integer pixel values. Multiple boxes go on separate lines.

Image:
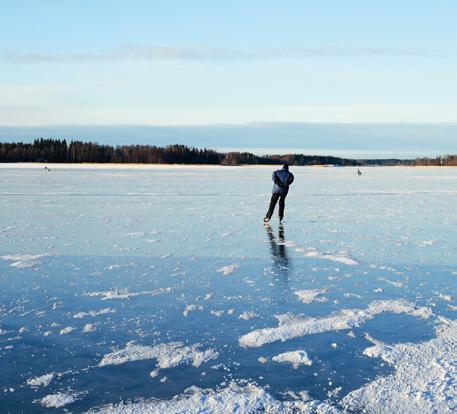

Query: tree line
left=0, top=139, right=221, bottom=164
left=0, top=138, right=456, bottom=166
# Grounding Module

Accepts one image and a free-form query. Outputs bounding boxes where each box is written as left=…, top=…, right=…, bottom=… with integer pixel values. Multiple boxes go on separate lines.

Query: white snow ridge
left=343, top=318, right=457, bottom=414
left=99, top=341, right=219, bottom=372
left=239, top=299, right=433, bottom=348
left=84, top=381, right=339, bottom=414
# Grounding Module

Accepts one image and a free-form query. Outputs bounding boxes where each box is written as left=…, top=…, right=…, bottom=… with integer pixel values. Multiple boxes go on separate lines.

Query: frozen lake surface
left=0, top=164, right=456, bottom=413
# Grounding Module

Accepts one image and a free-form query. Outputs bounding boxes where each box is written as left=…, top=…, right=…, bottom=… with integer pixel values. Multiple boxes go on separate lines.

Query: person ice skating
left=357, top=168, right=362, bottom=176
left=263, top=164, right=294, bottom=224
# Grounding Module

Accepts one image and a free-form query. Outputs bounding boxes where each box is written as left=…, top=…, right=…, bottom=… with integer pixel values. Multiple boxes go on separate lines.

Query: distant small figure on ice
left=357, top=168, right=362, bottom=176
left=264, top=164, right=294, bottom=224
left=44, top=166, right=51, bottom=172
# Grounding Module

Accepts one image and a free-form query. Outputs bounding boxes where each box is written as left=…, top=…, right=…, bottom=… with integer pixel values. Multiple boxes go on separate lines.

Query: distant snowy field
left=0, top=164, right=455, bottom=413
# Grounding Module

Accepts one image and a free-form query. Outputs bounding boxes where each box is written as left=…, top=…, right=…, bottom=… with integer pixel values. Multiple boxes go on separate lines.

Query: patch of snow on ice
left=123, top=232, right=145, bottom=237
left=272, top=350, right=313, bottom=369
left=343, top=318, right=457, bottom=414
left=239, top=299, right=433, bottom=348
left=299, top=248, right=358, bottom=266
left=84, top=287, right=171, bottom=300
left=437, top=293, right=453, bottom=302
left=38, top=391, right=78, bottom=408
left=295, top=289, right=328, bottom=304
left=216, top=264, right=239, bottom=276
left=282, top=390, right=311, bottom=402
left=239, top=311, right=257, bottom=320
left=73, top=308, right=115, bottom=319
left=419, top=240, right=435, bottom=246
left=183, top=304, right=205, bottom=317
left=82, top=324, right=96, bottom=333
left=99, top=341, right=218, bottom=372
left=0, top=253, right=50, bottom=268
left=59, top=326, right=76, bottom=335
left=27, top=372, right=55, bottom=388
left=84, top=381, right=340, bottom=414
left=106, top=263, right=135, bottom=270
left=378, top=277, right=403, bottom=288
left=327, top=387, right=342, bottom=399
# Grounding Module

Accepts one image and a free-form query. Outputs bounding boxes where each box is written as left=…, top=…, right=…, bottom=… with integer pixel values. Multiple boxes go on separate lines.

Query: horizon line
left=2, top=121, right=457, bottom=128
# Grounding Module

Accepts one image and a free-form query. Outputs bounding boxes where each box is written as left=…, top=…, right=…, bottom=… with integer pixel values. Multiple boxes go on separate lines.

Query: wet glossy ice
left=0, top=165, right=455, bottom=413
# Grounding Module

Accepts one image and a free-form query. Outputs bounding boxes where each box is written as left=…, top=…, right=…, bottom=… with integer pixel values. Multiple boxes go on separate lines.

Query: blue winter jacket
left=272, top=168, right=294, bottom=194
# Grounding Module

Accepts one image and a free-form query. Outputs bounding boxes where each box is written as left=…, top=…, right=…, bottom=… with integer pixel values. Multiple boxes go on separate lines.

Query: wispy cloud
left=1, top=44, right=454, bottom=64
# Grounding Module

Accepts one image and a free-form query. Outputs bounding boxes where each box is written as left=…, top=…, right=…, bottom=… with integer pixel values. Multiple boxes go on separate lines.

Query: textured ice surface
left=84, top=381, right=340, bottom=414
left=1, top=165, right=456, bottom=413
left=343, top=318, right=457, bottom=413
left=239, top=299, right=433, bottom=348
left=0, top=253, right=50, bottom=268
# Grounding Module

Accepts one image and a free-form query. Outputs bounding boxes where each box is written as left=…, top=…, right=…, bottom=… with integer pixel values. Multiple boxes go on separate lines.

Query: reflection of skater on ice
left=265, top=222, right=289, bottom=274
left=263, top=164, right=294, bottom=224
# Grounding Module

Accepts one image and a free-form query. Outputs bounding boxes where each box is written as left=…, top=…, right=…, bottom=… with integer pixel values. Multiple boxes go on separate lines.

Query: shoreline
left=1, top=162, right=456, bottom=170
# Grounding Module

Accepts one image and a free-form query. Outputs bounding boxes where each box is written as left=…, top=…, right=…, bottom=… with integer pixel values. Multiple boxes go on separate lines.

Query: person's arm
left=287, top=173, right=294, bottom=186
left=273, top=171, right=285, bottom=187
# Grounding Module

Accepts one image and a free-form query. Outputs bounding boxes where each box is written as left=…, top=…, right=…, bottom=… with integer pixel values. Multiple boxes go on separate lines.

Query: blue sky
left=1, top=1, right=456, bottom=154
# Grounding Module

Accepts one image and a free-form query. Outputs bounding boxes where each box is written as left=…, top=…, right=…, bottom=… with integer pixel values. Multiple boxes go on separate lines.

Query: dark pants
left=265, top=193, right=287, bottom=220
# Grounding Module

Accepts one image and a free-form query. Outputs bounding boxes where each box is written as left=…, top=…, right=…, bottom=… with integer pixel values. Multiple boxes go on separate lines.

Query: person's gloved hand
left=274, top=178, right=285, bottom=188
